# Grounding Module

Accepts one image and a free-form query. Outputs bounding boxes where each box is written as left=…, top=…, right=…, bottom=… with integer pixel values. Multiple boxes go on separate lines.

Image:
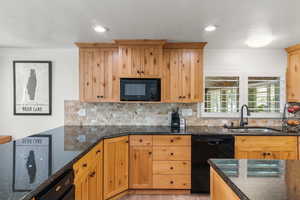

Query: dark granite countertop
left=209, top=159, right=300, bottom=200
left=1, top=125, right=299, bottom=200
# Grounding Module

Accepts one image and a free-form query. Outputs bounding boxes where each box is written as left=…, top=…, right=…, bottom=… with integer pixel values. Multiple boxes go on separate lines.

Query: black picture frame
left=12, top=134, right=52, bottom=192
left=13, top=61, right=52, bottom=115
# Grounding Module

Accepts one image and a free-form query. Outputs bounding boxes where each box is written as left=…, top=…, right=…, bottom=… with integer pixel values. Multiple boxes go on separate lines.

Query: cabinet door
left=142, top=47, right=162, bottom=78
left=79, top=48, right=119, bottom=102
left=75, top=173, right=89, bottom=200
left=103, top=136, right=129, bottom=200
left=88, top=164, right=98, bottom=200
left=119, top=46, right=142, bottom=77
left=235, top=136, right=298, bottom=160
left=102, top=49, right=119, bottom=101
left=162, top=49, right=203, bottom=102
left=80, top=48, right=97, bottom=102
left=169, top=49, right=181, bottom=101
left=129, top=146, right=153, bottom=189
left=287, top=53, right=300, bottom=102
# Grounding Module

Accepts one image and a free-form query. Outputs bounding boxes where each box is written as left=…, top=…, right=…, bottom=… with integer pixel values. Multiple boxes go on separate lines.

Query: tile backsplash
left=64, top=101, right=282, bottom=127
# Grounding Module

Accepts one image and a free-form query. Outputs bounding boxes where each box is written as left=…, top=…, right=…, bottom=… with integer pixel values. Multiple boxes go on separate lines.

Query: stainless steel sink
left=227, top=127, right=282, bottom=133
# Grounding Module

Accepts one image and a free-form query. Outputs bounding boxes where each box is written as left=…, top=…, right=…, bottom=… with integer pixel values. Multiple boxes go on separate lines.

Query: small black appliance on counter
left=171, top=109, right=180, bottom=131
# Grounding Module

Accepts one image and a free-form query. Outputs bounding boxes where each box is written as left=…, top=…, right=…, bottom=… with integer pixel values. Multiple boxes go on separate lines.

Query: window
left=205, top=77, right=239, bottom=113
left=248, top=77, right=281, bottom=113
left=202, top=75, right=283, bottom=117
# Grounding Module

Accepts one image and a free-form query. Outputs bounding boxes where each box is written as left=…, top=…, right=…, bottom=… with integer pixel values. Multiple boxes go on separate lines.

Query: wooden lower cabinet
left=129, top=135, right=191, bottom=191
left=104, top=136, right=129, bottom=199
left=129, top=146, right=153, bottom=189
left=210, top=168, right=239, bottom=200
left=74, top=141, right=103, bottom=200
left=235, top=136, right=298, bottom=160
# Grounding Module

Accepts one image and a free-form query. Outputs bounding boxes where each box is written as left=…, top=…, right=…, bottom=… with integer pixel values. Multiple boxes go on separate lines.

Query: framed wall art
left=13, top=61, right=52, bottom=115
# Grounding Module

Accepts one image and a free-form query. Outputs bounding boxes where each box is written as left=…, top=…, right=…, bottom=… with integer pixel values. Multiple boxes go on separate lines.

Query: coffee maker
left=171, top=108, right=180, bottom=131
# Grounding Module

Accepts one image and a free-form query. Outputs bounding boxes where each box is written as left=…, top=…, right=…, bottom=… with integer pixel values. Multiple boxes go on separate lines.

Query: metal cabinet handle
left=170, top=139, right=174, bottom=143
left=170, top=181, right=174, bottom=184
left=82, top=163, right=87, bottom=168
left=55, top=185, right=62, bottom=192
left=96, top=150, right=101, bottom=154
left=170, top=152, right=174, bottom=156
left=170, top=167, right=174, bottom=170
left=89, top=171, right=96, bottom=177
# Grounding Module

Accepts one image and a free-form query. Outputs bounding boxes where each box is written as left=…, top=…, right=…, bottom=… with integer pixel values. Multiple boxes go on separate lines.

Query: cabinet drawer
left=153, top=175, right=190, bottom=189
left=153, top=161, right=191, bottom=175
left=130, top=135, right=153, bottom=146
left=235, top=136, right=298, bottom=151
left=153, top=146, right=191, bottom=161
left=153, top=135, right=191, bottom=146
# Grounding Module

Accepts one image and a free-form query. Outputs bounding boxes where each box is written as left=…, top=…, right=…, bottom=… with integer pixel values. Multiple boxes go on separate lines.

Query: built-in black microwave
left=120, top=78, right=161, bottom=101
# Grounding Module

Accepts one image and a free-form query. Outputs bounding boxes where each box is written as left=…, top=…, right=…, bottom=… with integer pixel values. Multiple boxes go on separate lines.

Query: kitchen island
left=0, top=125, right=299, bottom=200
left=209, top=159, right=300, bottom=200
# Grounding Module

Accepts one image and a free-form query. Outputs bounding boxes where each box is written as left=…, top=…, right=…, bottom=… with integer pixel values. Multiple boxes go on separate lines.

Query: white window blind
left=204, top=77, right=240, bottom=113
left=248, top=77, right=281, bottom=113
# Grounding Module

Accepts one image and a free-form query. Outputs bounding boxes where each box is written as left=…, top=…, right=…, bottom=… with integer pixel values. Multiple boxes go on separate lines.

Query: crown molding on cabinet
left=75, top=42, right=118, bottom=48
left=164, top=42, right=207, bottom=49
left=114, top=39, right=167, bottom=46
left=75, top=40, right=208, bottom=49
left=286, top=43, right=300, bottom=53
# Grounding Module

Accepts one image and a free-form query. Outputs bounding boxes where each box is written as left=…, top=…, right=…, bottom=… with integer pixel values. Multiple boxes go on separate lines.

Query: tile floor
left=120, top=194, right=210, bottom=200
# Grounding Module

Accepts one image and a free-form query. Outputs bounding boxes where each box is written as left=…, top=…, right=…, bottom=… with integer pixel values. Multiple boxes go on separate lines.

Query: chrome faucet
left=240, top=104, right=250, bottom=127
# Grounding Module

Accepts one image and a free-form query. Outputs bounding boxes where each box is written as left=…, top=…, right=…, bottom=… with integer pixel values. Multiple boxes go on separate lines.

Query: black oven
left=120, top=78, right=161, bottom=101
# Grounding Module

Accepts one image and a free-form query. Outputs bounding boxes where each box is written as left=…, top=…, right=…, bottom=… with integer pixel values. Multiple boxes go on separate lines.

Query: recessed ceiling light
left=204, top=25, right=217, bottom=32
left=94, top=25, right=107, bottom=33
left=245, top=35, right=273, bottom=48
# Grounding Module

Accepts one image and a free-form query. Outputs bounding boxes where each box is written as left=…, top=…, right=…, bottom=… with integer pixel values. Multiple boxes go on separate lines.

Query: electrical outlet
left=77, top=109, right=86, bottom=117
left=181, top=109, right=193, bottom=117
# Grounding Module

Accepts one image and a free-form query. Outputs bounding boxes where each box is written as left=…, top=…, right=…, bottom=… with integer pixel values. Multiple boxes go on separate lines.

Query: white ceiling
left=0, top=0, right=299, bottom=49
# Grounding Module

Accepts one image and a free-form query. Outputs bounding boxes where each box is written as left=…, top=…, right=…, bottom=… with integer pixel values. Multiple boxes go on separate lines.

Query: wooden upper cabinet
left=286, top=44, right=300, bottom=102
left=78, top=45, right=119, bottom=102
left=116, top=40, right=165, bottom=78
left=162, top=45, right=205, bottom=103
left=76, top=41, right=206, bottom=103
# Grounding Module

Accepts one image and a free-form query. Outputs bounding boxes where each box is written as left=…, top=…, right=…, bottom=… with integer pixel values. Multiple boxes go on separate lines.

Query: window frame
left=200, top=71, right=285, bottom=118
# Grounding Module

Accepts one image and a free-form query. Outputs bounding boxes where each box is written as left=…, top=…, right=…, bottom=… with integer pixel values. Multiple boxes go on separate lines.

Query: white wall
left=0, top=48, right=78, bottom=139
left=0, top=48, right=287, bottom=139
left=204, top=49, right=287, bottom=75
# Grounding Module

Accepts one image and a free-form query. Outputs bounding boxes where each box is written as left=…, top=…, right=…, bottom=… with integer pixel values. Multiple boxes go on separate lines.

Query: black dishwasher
left=191, top=135, right=234, bottom=193
left=35, top=169, right=75, bottom=200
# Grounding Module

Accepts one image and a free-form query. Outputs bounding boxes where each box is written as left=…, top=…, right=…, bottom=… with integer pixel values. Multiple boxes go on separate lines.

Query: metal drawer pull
left=170, top=153, right=174, bottom=156
left=170, top=181, right=174, bottom=184
left=89, top=171, right=96, bottom=177
left=55, top=185, right=62, bottom=192
left=170, top=167, right=174, bottom=170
